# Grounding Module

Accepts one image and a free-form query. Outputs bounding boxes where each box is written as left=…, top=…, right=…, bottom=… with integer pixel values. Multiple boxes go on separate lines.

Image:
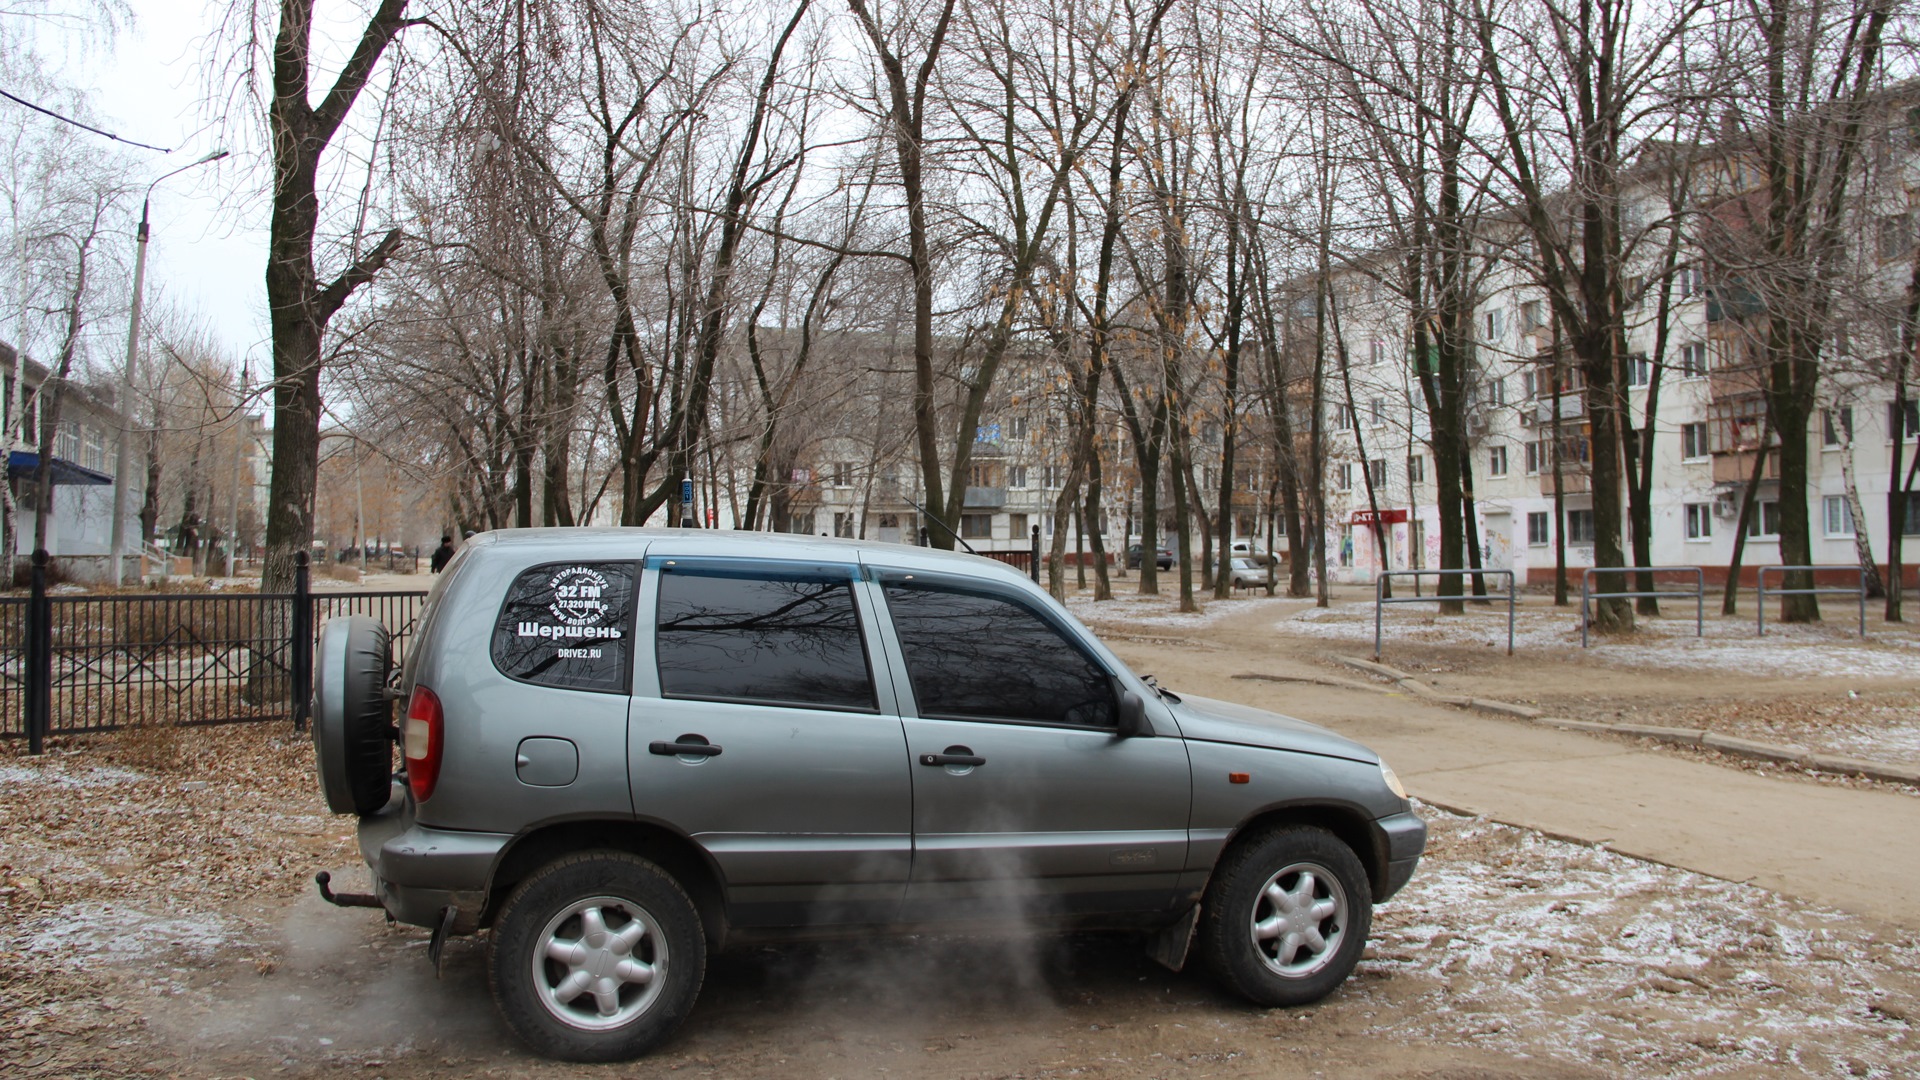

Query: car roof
left=465, top=527, right=1032, bottom=582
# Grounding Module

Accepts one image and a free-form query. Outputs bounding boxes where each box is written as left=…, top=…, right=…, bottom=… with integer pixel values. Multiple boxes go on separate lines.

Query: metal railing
left=5, top=551, right=428, bottom=751
left=1756, top=565, right=1867, bottom=637
left=1374, top=569, right=1516, bottom=659
left=1580, top=566, right=1705, bottom=647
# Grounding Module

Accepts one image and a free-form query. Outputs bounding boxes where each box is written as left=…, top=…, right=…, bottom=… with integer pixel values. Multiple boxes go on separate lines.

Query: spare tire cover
left=313, top=615, right=395, bottom=815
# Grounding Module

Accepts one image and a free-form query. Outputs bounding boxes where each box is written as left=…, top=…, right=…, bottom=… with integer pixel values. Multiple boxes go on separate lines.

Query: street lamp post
left=110, top=149, right=228, bottom=587
left=224, top=363, right=249, bottom=579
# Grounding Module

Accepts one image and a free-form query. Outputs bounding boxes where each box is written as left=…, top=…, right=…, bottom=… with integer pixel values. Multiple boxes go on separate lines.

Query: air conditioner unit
left=1712, top=492, right=1738, bottom=518
left=1518, top=407, right=1535, bottom=428
left=1465, top=413, right=1490, bottom=437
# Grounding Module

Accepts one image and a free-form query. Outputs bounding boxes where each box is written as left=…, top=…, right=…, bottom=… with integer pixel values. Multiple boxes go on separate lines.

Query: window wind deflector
left=646, top=556, right=858, bottom=583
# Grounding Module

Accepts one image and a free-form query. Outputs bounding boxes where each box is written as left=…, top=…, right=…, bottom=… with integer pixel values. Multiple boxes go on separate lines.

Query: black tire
left=312, top=615, right=393, bottom=815
left=489, top=852, right=706, bottom=1062
left=1197, top=826, right=1371, bottom=1008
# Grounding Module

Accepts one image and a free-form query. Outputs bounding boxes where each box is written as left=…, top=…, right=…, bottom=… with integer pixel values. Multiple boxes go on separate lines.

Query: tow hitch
left=314, top=870, right=383, bottom=909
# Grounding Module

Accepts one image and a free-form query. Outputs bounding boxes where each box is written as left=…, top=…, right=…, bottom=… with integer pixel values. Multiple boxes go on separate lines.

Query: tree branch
left=317, top=228, right=405, bottom=322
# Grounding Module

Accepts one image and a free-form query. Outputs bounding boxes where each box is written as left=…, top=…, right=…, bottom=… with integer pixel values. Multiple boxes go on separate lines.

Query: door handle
left=920, top=752, right=985, bottom=767
left=650, top=740, right=723, bottom=758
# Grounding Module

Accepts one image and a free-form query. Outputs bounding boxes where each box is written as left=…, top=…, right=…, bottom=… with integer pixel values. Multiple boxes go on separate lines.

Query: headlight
left=1380, top=760, right=1408, bottom=800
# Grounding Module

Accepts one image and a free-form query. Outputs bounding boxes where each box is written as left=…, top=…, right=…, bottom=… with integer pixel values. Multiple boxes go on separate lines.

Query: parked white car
left=1229, top=539, right=1276, bottom=566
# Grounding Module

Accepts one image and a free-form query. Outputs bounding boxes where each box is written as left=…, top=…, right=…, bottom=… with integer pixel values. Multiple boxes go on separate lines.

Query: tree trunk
left=260, top=0, right=411, bottom=593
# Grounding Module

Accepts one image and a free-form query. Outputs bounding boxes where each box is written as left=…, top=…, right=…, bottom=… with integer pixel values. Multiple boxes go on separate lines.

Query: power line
left=0, top=87, right=173, bottom=153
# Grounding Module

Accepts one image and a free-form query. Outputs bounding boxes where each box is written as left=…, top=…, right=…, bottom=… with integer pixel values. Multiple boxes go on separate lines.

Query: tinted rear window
left=491, top=562, right=638, bottom=693
left=655, top=568, right=875, bottom=711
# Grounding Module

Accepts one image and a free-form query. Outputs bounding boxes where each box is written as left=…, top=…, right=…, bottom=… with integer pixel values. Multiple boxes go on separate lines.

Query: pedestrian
left=431, top=534, right=456, bottom=573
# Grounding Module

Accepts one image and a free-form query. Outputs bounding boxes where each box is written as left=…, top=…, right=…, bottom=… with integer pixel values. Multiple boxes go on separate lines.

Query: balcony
left=1538, top=463, right=1592, bottom=496
left=1712, top=448, right=1778, bottom=485
left=1705, top=282, right=1765, bottom=323
left=1535, top=393, right=1586, bottom=423
left=963, top=486, right=1007, bottom=509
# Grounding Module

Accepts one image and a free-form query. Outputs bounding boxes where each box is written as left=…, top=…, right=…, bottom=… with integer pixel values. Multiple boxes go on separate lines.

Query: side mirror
left=1116, top=689, right=1150, bottom=738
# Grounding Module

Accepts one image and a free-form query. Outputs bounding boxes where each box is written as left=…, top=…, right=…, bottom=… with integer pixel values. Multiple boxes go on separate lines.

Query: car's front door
left=627, top=557, right=911, bottom=928
left=874, top=573, right=1191, bottom=922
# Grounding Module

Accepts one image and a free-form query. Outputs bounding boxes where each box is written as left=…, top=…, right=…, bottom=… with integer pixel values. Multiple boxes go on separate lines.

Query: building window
left=1678, top=343, right=1708, bottom=378
left=1485, top=308, right=1504, bottom=340
left=1490, top=377, right=1507, bottom=406
left=1681, top=422, right=1709, bottom=460
left=1527, top=511, right=1550, bottom=546
left=832, top=462, right=853, bottom=487
left=1684, top=503, right=1712, bottom=540
left=1368, top=458, right=1387, bottom=487
left=1407, top=455, right=1425, bottom=484
left=1369, top=398, right=1385, bottom=426
left=1007, top=512, right=1029, bottom=538
left=1566, top=508, right=1596, bottom=544
left=1524, top=439, right=1543, bottom=475
left=1007, top=465, right=1028, bottom=488
left=1627, top=353, right=1651, bottom=388
left=1891, top=398, right=1919, bottom=439
left=1008, top=416, right=1030, bottom=441
left=1905, top=491, right=1920, bottom=535
left=1333, top=404, right=1353, bottom=431
left=788, top=511, right=815, bottom=535
left=960, top=513, right=994, bottom=540
left=1520, top=300, right=1544, bottom=330
left=1370, top=340, right=1386, bottom=366
left=1488, top=445, right=1508, bottom=477
left=1041, top=464, right=1064, bottom=487
left=1338, top=463, right=1354, bottom=491
left=1748, top=499, right=1781, bottom=538
left=1823, top=406, right=1853, bottom=448
left=1824, top=496, right=1854, bottom=537
left=1880, top=213, right=1912, bottom=260
left=833, top=511, right=856, bottom=537
left=1677, top=267, right=1705, bottom=298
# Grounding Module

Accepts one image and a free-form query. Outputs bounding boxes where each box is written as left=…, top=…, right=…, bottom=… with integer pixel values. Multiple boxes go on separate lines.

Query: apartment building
left=1316, top=135, right=1919, bottom=587
left=1, top=338, right=144, bottom=577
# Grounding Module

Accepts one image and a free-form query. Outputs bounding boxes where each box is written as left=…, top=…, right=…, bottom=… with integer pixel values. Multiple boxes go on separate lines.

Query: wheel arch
left=1223, top=802, right=1391, bottom=901
left=484, top=819, right=728, bottom=951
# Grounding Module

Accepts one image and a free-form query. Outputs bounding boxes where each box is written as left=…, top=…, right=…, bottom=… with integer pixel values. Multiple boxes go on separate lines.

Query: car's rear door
left=626, top=556, right=912, bottom=928
left=872, top=571, right=1191, bottom=922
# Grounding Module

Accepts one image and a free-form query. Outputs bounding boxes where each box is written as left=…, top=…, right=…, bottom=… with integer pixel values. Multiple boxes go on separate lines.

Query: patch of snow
left=0, top=762, right=147, bottom=789
left=23, top=903, right=233, bottom=964
left=1271, top=599, right=1920, bottom=678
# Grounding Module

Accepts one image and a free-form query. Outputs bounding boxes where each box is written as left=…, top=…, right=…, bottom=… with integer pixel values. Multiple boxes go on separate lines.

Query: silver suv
left=312, top=529, right=1423, bottom=1062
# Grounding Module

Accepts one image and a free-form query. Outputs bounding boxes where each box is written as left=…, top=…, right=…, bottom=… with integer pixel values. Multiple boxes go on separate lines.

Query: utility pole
left=225, top=364, right=246, bottom=578
left=110, top=149, right=228, bottom=586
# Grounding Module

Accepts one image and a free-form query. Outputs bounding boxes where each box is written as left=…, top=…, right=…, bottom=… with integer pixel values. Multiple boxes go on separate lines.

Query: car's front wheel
left=1197, top=826, right=1371, bottom=1007
left=489, top=852, right=705, bottom=1062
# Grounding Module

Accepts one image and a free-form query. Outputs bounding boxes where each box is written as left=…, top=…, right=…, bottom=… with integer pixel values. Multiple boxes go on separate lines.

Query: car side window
left=491, top=562, right=638, bottom=694
left=882, top=581, right=1115, bottom=728
left=655, top=567, right=876, bottom=712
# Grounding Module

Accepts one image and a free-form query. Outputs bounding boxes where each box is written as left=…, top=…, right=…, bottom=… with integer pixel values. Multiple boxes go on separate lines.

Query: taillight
left=404, top=685, right=444, bottom=802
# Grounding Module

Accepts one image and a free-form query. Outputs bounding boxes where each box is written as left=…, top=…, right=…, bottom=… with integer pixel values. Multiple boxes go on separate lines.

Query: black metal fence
left=3, top=551, right=429, bottom=751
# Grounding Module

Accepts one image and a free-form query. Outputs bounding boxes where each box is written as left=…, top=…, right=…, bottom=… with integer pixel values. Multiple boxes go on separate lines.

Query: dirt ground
left=3, top=584, right=1918, bottom=1078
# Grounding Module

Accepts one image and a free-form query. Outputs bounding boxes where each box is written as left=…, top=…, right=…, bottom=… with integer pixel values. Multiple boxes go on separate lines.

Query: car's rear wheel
left=489, top=852, right=705, bottom=1062
left=1198, top=826, right=1371, bottom=1007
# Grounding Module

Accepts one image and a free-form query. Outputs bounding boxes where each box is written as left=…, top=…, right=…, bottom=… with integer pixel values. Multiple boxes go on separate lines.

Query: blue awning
left=7, top=450, right=114, bottom=486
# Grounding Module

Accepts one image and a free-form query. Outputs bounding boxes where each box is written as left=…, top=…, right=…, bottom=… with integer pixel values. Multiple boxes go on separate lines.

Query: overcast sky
left=76, top=1, right=265, bottom=367
left=60, top=0, right=379, bottom=372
